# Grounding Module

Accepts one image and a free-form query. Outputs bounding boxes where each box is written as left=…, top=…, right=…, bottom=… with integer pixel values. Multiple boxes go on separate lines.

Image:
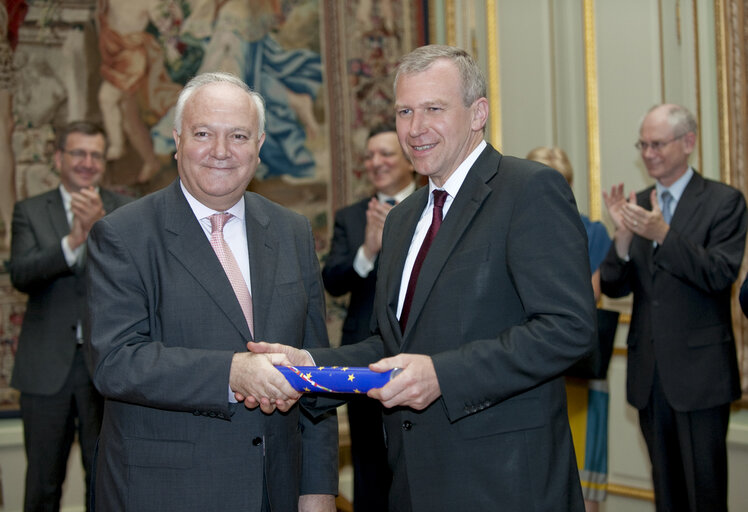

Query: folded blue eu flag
left=276, top=366, right=400, bottom=393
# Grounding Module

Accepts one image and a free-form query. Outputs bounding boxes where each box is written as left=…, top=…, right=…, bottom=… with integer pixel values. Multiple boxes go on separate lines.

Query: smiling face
left=55, top=132, right=107, bottom=193
left=173, top=82, right=265, bottom=211
left=364, top=131, right=414, bottom=196
left=394, top=59, right=488, bottom=187
left=639, top=105, right=695, bottom=187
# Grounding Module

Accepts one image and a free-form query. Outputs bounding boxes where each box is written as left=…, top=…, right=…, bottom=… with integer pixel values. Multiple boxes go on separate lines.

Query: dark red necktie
left=399, top=189, right=448, bottom=332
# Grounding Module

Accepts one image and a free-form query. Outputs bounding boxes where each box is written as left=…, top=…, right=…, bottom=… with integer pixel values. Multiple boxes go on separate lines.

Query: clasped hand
left=68, top=187, right=106, bottom=249
left=362, top=198, right=394, bottom=260
left=229, top=350, right=300, bottom=414
left=604, top=184, right=669, bottom=246
left=247, top=342, right=442, bottom=410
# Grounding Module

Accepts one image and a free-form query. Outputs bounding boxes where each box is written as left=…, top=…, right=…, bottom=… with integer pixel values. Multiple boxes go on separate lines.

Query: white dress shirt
left=396, top=140, right=487, bottom=319
left=180, top=182, right=252, bottom=294
left=59, top=185, right=87, bottom=268
left=180, top=182, right=253, bottom=403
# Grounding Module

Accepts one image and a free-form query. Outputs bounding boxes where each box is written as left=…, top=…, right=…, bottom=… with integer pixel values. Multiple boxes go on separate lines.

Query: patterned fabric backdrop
left=0, top=0, right=425, bottom=410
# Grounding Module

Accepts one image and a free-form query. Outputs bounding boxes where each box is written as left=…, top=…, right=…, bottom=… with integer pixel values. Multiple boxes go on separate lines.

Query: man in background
left=601, top=103, right=747, bottom=512
left=322, top=122, right=415, bottom=511
left=8, top=121, right=131, bottom=511
left=86, top=72, right=337, bottom=512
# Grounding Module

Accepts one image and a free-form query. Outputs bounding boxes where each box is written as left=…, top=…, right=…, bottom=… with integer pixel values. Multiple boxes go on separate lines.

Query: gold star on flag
left=354, top=389, right=361, bottom=393
left=304, top=387, right=311, bottom=392
left=305, top=373, right=313, bottom=379
left=348, top=374, right=355, bottom=382
left=318, top=366, right=325, bottom=370
left=342, top=367, right=349, bottom=371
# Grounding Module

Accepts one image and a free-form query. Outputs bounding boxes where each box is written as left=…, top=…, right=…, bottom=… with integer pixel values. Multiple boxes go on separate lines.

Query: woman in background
left=527, top=146, right=612, bottom=512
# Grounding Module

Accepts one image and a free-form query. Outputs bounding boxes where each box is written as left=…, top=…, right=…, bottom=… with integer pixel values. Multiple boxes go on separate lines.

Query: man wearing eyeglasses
left=600, top=104, right=747, bottom=512
left=8, top=121, right=131, bottom=511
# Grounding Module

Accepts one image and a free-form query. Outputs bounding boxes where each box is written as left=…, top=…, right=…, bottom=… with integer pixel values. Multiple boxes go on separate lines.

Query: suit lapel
left=162, top=182, right=253, bottom=339
left=46, top=189, right=70, bottom=240
left=245, top=193, right=275, bottom=342
left=670, top=171, right=705, bottom=230
left=646, top=172, right=704, bottom=275
left=636, top=187, right=657, bottom=275
left=385, top=187, right=428, bottom=342
left=399, top=146, right=499, bottom=343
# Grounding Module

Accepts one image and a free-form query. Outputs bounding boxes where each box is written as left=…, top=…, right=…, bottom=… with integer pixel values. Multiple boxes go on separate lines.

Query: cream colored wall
left=432, top=0, right=747, bottom=509
left=0, top=420, right=86, bottom=512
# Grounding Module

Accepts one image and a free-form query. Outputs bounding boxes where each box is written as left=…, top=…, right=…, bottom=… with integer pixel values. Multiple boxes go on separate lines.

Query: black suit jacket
left=322, top=197, right=378, bottom=345
left=601, top=171, right=747, bottom=411
left=739, top=273, right=748, bottom=318
left=312, top=145, right=596, bottom=511
left=9, top=187, right=131, bottom=395
left=86, top=180, right=338, bottom=511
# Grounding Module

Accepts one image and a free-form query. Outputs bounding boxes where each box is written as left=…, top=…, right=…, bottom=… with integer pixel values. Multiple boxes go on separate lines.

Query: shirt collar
left=656, top=166, right=693, bottom=203
left=180, top=180, right=246, bottom=221
left=429, top=140, right=487, bottom=199
left=377, top=181, right=417, bottom=204
left=59, top=184, right=72, bottom=212
left=59, top=184, right=101, bottom=211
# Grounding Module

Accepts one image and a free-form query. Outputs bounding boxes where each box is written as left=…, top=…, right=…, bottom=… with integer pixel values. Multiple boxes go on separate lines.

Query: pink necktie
left=399, top=190, right=448, bottom=332
left=209, top=213, right=254, bottom=336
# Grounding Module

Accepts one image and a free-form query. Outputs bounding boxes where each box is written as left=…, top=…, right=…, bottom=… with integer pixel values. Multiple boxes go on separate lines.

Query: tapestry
left=0, top=0, right=425, bottom=413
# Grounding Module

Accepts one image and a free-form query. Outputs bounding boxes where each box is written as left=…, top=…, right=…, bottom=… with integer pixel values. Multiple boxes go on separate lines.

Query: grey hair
left=642, top=104, right=698, bottom=137
left=173, top=72, right=266, bottom=136
left=393, top=45, right=487, bottom=107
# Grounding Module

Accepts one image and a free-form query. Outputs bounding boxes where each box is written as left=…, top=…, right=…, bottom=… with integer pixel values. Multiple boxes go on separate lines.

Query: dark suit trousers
left=20, top=348, right=102, bottom=512
left=347, top=397, right=391, bottom=512
left=639, top=368, right=730, bottom=512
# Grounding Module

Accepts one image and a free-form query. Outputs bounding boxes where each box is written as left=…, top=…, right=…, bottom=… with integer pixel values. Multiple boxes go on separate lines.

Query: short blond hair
left=526, top=146, right=574, bottom=185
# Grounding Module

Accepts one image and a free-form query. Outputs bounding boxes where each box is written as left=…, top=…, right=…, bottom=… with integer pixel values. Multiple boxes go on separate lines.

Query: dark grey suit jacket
left=312, top=145, right=596, bottom=512
left=86, top=180, right=338, bottom=511
left=9, top=187, right=131, bottom=395
left=601, top=171, right=747, bottom=411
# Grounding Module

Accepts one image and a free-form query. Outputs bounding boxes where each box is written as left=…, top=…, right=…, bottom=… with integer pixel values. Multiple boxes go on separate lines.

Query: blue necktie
left=661, top=190, right=673, bottom=224
left=384, top=198, right=396, bottom=206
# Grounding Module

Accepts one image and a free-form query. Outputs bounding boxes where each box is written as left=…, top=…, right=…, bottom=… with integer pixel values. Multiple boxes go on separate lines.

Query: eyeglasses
left=634, top=133, right=686, bottom=152
left=63, top=149, right=105, bottom=163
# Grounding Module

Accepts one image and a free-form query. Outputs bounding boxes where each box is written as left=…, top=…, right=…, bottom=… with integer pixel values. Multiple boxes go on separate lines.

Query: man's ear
left=53, top=150, right=63, bottom=172
left=172, top=129, right=180, bottom=159
left=471, top=97, right=489, bottom=132
left=682, top=131, right=697, bottom=155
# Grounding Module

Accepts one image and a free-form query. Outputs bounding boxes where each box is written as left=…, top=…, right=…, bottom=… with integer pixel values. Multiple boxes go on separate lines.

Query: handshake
left=229, top=341, right=441, bottom=414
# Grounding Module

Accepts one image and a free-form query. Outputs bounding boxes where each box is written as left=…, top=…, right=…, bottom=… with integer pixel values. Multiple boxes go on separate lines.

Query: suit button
left=402, top=420, right=413, bottom=431
left=252, top=437, right=263, bottom=446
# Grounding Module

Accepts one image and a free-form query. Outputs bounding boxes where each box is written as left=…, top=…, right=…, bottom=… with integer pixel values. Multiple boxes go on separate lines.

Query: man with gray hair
left=253, top=44, right=596, bottom=511
left=601, top=103, right=747, bottom=511
left=86, top=72, right=338, bottom=511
